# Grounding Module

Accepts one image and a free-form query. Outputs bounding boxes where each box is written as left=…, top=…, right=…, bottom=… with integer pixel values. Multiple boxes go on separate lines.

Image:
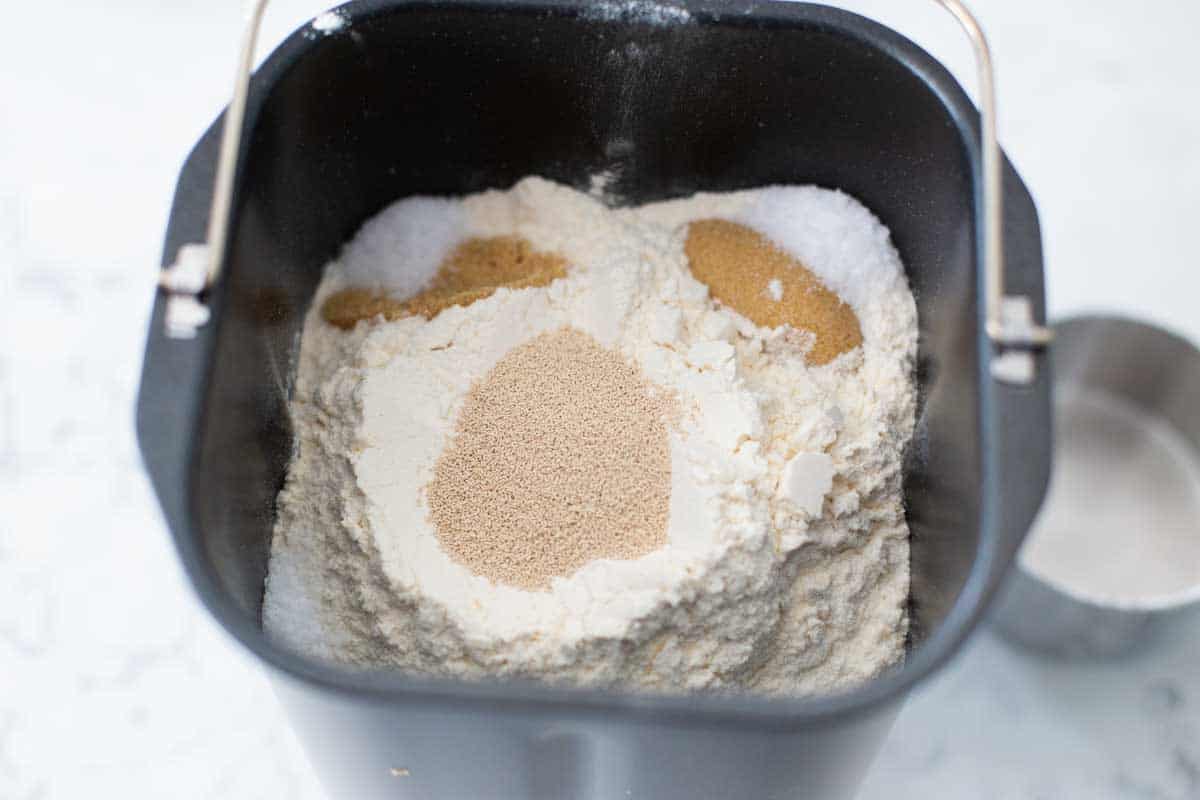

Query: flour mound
left=264, top=177, right=918, bottom=696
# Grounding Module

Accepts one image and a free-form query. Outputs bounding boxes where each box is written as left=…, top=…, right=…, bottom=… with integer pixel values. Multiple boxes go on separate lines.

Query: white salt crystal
left=737, top=187, right=903, bottom=315
left=338, top=196, right=466, bottom=298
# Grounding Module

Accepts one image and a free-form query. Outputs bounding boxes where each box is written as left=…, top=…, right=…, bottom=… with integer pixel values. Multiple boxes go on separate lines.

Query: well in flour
left=428, top=326, right=673, bottom=591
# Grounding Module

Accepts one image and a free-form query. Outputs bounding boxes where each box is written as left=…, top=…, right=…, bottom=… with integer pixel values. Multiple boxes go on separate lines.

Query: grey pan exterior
left=135, top=1, right=1052, bottom=798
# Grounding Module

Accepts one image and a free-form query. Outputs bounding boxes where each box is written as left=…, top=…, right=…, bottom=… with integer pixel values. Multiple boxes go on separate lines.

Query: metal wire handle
left=933, top=0, right=1054, bottom=385
left=158, top=0, right=273, bottom=337
left=158, top=0, right=1052, bottom=382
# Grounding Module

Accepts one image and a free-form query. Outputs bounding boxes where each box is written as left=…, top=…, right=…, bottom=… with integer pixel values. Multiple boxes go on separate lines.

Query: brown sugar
left=320, top=288, right=399, bottom=330
left=684, top=219, right=863, bottom=365
left=321, top=236, right=567, bottom=329
left=426, top=327, right=672, bottom=591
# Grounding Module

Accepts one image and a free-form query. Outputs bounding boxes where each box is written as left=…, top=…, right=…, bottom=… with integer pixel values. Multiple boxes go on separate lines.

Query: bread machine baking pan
left=137, top=1, right=1052, bottom=797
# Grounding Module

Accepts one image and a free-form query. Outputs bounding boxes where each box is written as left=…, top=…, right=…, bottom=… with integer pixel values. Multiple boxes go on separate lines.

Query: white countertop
left=3, top=1, right=1198, bottom=797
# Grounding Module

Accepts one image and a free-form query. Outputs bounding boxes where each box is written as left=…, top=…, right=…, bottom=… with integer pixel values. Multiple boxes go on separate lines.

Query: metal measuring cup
left=991, top=315, right=1200, bottom=658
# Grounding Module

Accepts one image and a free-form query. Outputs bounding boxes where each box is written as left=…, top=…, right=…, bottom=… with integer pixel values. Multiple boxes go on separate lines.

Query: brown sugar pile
left=684, top=219, right=863, bottom=365
left=426, top=327, right=672, bottom=591
left=322, top=235, right=567, bottom=329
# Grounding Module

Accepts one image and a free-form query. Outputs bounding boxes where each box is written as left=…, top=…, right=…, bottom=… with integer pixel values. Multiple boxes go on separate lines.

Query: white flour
left=264, top=177, right=918, bottom=695
left=310, top=10, right=347, bottom=34
left=1021, top=389, right=1200, bottom=607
